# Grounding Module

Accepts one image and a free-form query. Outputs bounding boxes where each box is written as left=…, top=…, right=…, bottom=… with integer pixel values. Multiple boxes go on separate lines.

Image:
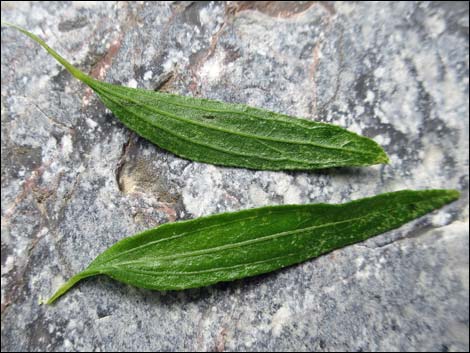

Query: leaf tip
left=373, top=148, right=390, bottom=165
left=445, top=189, right=461, bottom=201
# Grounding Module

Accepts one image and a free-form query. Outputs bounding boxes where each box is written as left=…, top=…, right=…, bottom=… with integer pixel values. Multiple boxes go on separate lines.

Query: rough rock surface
left=1, top=1, right=468, bottom=351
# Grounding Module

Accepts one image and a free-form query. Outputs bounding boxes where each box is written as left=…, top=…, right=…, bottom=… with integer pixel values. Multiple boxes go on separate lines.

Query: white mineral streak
left=271, top=306, right=292, bottom=337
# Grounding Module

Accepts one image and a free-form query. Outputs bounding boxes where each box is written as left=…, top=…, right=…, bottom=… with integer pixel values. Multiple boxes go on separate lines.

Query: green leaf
left=46, top=189, right=459, bottom=304
left=2, top=22, right=389, bottom=170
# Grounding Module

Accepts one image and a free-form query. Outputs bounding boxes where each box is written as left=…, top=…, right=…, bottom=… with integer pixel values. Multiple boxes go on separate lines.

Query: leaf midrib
left=106, top=253, right=299, bottom=276
left=95, top=81, right=329, bottom=130
left=97, top=214, right=371, bottom=270
left=95, top=213, right=262, bottom=265
left=98, top=90, right=327, bottom=167
left=92, top=81, right=382, bottom=160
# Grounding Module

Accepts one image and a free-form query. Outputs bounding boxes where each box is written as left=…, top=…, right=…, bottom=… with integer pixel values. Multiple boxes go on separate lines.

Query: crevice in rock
left=153, top=71, right=175, bottom=92
left=115, top=135, right=133, bottom=193
left=318, top=29, right=345, bottom=116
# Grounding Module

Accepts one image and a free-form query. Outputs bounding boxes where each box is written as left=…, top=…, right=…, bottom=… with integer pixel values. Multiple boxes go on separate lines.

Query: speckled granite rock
left=1, top=1, right=468, bottom=351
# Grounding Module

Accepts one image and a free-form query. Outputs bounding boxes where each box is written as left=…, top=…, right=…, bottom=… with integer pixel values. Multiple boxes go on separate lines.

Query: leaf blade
left=47, top=189, right=459, bottom=303
left=91, top=80, right=388, bottom=169
left=2, top=22, right=389, bottom=170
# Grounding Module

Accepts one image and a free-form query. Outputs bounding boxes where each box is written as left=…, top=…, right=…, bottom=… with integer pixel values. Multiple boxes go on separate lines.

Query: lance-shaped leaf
left=46, top=189, right=459, bottom=304
left=2, top=22, right=389, bottom=170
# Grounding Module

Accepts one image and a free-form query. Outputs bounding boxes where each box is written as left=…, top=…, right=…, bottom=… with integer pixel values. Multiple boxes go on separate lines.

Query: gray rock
left=1, top=1, right=468, bottom=351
